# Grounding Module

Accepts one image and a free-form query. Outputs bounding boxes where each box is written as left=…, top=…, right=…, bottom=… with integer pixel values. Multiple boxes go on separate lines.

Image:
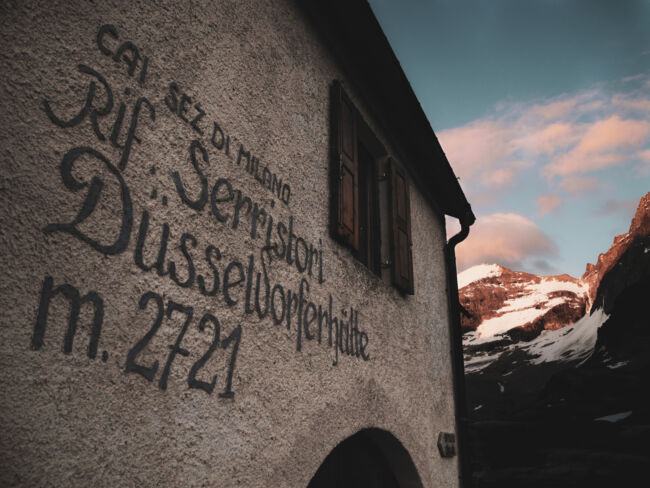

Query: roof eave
left=297, top=0, right=475, bottom=225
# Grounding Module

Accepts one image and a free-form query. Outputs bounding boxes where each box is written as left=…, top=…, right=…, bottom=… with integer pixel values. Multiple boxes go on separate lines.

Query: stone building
left=0, top=1, right=474, bottom=486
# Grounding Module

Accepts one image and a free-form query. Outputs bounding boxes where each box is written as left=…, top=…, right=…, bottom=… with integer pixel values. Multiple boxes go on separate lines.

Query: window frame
left=330, top=80, right=414, bottom=293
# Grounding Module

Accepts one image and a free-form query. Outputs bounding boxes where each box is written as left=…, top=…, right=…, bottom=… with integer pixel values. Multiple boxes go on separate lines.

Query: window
left=357, top=141, right=380, bottom=273
left=330, top=81, right=414, bottom=294
left=389, top=159, right=414, bottom=294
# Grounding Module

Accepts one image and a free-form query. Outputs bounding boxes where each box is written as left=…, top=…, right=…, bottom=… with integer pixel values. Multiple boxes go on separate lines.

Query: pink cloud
left=639, top=149, right=650, bottom=163
left=478, top=161, right=530, bottom=188
left=440, top=82, right=650, bottom=209
left=594, top=199, right=637, bottom=216
left=544, top=116, right=650, bottom=177
left=513, top=122, right=580, bottom=156
left=612, top=95, right=650, bottom=112
left=579, top=116, right=650, bottom=153
left=559, top=177, right=601, bottom=194
left=547, top=152, right=627, bottom=176
left=449, top=213, right=558, bottom=272
left=481, top=168, right=515, bottom=187
left=621, top=73, right=647, bottom=83
left=438, top=120, right=515, bottom=182
left=611, top=94, right=650, bottom=114
left=537, top=194, right=563, bottom=215
left=517, top=91, right=604, bottom=124
left=524, top=98, right=580, bottom=121
left=441, top=92, right=616, bottom=196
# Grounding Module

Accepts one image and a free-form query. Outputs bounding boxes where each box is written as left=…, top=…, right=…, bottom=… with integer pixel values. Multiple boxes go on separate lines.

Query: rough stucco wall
left=0, top=0, right=459, bottom=487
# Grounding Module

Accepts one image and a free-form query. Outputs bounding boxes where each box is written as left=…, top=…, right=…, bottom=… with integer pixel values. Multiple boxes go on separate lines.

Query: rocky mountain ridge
left=460, top=192, right=649, bottom=349
left=582, top=192, right=650, bottom=311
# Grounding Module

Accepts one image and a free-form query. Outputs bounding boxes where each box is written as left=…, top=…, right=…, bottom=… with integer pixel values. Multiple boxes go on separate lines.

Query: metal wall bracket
left=437, top=432, right=457, bottom=458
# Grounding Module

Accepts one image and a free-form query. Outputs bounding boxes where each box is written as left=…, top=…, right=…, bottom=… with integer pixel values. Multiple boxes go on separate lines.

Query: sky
left=368, top=0, right=650, bottom=277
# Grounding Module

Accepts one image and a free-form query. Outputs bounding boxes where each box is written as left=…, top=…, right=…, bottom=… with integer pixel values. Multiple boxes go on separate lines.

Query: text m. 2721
left=125, top=291, right=241, bottom=398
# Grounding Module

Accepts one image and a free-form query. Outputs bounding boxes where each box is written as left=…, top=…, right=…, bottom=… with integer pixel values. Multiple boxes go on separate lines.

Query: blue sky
left=369, top=0, right=650, bottom=277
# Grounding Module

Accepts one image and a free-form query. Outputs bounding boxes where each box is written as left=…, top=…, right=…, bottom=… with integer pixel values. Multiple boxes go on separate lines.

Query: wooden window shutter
left=390, top=159, right=414, bottom=294
left=330, top=81, right=359, bottom=251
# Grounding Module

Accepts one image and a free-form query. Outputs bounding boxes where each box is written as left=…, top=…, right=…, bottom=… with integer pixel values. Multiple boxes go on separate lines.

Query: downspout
left=445, top=209, right=474, bottom=488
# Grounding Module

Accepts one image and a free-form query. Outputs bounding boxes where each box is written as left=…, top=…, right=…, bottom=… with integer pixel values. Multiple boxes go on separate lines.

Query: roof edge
left=297, top=0, right=475, bottom=225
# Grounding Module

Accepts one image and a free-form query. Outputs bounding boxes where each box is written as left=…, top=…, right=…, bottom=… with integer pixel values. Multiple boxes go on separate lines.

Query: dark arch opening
left=307, top=428, right=424, bottom=488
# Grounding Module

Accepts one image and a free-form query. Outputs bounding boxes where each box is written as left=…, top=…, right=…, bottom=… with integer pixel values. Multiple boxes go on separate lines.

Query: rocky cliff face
left=582, top=192, right=650, bottom=309
left=590, top=207, right=650, bottom=366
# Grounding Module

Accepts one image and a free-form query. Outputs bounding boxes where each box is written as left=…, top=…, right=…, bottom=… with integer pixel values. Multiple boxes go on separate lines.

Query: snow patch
left=532, top=278, right=587, bottom=295
left=458, top=264, right=502, bottom=289
left=463, top=332, right=509, bottom=373
left=606, top=360, right=629, bottom=369
left=468, top=276, right=589, bottom=342
left=497, top=279, right=587, bottom=314
left=595, top=411, right=632, bottom=423
left=522, top=308, right=609, bottom=365
left=475, top=298, right=566, bottom=340
left=463, top=308, right=609, bottom=373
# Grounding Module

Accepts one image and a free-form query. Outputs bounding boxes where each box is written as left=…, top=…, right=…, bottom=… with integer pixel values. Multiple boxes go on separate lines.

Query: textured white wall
left=0, top=1, right=458, bottom=486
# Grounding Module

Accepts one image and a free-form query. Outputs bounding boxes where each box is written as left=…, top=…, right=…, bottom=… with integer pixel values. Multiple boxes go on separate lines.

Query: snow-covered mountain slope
left=460, top=192, right=649, bottom=375
left=464, top=308, right=608, bottom=373
left=457, top=263, right=503, bottom=289
left=459, top=264, right=588, bottom=342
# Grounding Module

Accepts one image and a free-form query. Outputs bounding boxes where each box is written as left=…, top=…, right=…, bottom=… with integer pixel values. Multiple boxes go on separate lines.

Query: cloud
left=543, top=116, right=650, bottom=177
left=611, top=94, right=650, bottom=113
left=478, top=160, right=531, bottom=188
left=537, top=194, right=562, bottom=215
left=559, top=177, right=601, bottom=194
left=621, top=73, right=648, bottom=82
left=448, top=213, right=558, bottom=272
left=440, top=75, right=649, bottom=277
left=640, top=149, right=650, bottom=163
left=481, top=167, right=515, bottom=187
left=513, top=122, right=579, bottom=156
left=546, top=152, right=626, bottom=177
left=532, top=259, right=558, bottom=275
left=438, top=120, right=516, bottom=183
left=524, top=98, right=580, bottom=122
left=439, top=81, right=650, bottom=207
left=594, top=199, right=637, bottom=216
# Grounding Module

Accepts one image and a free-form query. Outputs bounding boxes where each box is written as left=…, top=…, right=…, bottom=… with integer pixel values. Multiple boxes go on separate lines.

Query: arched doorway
left=307, top=429, right=424, bottom=488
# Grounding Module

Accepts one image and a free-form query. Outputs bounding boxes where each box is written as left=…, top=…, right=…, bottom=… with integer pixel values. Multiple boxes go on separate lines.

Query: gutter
left=445, top=209, right=475, bottom=488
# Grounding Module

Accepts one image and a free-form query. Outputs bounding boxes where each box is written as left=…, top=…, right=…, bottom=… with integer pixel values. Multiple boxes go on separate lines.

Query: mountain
left=587, top=192, right=650, bottom=374
left=583, top=192, right=650, bottom=312
left=460, top=192, right=650, bottom=373
left=461, top=192, right=650, bottom=488
left=459, top=264, right=588, bottom=342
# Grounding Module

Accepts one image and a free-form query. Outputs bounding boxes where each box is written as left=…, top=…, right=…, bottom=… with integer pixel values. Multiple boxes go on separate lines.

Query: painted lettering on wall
left=165, top=81, right=292, bottom=205
left=31, top=23, right=371, bottom=398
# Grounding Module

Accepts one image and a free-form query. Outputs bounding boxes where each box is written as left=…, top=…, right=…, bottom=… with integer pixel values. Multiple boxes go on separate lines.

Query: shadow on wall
left=307, top=428, right=424, bottom=488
